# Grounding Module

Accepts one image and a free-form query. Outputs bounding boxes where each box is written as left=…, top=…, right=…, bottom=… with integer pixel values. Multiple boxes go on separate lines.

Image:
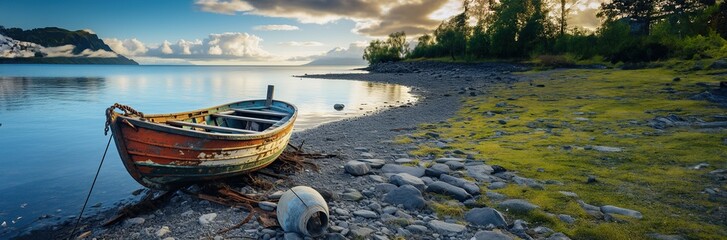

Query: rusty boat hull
left=107, top=100, right=297, bottom=190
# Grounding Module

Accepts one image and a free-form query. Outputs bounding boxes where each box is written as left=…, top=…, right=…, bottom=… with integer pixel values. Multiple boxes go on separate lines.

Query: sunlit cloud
left=194, top=0, right=458, bottom=36
left=254, top=24, right=300, bottom=31
left=105, top=32, right=270, bottom=61
left=278, top=41, right=323, bottom=47
left=104, top=38, right=148, bottom=56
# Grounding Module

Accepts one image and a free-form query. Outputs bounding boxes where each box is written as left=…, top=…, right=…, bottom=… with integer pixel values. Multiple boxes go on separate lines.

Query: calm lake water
left=0, top=64, right=415, bottom=236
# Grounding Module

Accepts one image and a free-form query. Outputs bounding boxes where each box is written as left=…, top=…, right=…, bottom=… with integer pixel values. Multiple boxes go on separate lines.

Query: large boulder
left=383, top=185, right=426, bottom=210
left=426, top=181, right=472, bottom=201
left=498, top=199, right=539, bottom=213
left=428, top=220, right=466, bottom=234
left=381, top=164, right=426, bottom=177
left=439, top=174, right=481, bottom=195
left=600, top=205, right=643, bottom=219
left=464, top=207, right=507, bottom=227
left=344, top=160, right=371, bottom=176
left=389, top=173, right=426, bottom=190
left=425, top=163, right=451, bottom=178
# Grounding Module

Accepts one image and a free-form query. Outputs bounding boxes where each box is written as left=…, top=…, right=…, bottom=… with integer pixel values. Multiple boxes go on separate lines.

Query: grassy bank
left=405, top=68, right=727, bottom=239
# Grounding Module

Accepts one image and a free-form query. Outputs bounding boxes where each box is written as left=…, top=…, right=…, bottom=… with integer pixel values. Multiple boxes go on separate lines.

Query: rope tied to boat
left=105, top=103, right=144, bottom=135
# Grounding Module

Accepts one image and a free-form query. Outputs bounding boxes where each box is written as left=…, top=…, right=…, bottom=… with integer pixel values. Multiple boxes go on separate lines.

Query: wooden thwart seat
left=212, top=114, right=280, bottom=125
left=231, top=108, right=288, bottom=118
left=166, top=120, right=258, bottom=134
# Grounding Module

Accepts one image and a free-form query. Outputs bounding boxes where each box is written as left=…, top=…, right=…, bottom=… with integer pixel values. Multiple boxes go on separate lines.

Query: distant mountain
left=0, top=26, right=137, bottom=65
left=303, top=44, right=367, bottom=66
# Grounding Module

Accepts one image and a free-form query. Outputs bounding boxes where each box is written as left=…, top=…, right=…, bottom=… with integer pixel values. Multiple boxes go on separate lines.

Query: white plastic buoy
left=276, top=186, right=329, bottom=237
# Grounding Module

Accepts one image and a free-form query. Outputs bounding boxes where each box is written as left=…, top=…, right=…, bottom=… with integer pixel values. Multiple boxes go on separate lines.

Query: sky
left=0, top=0, right=605, bottom=65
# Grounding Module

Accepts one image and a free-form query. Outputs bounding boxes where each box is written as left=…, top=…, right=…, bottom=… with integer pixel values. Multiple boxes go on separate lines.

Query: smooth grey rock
left=646, top=233, right=687, bottom=240
left=427, top=181, right=472, bottom=201
left=374, top=183, right=397, bottom=194
left=345, top=160, right=371, bottom=176
left=381, top=164, right=425, bottom=177
left=269, top=190, right=284, bottom=199
left=383, top=206, right=398, bottom=214
left=155, top=226, right=171, bottom=237
left=466, top=164, right=495, bottom=182
left=368, top=202, right=382, bottom=211
left=472, top=230, right=513, bottom=240
left=488, top=182, right=507, bottom=189
left=383, top=185, right=426, bottom=210
left=395, top=158, right=415, bottom=164
left=558, top=191, right=578, bottom=198
left=445, top=161, right=465, bottom=170
left=333, top=104, right=345, bottom=110
left=435, top=157, right=465, bottom=163
left=512, top=176, right=544, bottom=189
left=406, top=224, right=428, bottom=234
left=369, top=175, right=385, bottom=183
left=198, top=213, right=217, bottom=225
left=425, top=163, right=451, bottom=178
left=372, top=234, right=389, bottom=240
left=464, top=208, right=507, bottom=227
left=341, top=189, right=364, bottom=201
left=428, top=220, right=466, bottom=233
left=358, top=159, right=386, bottom=169
left=533, top=226, right=554, bottom=235
left=486, top=191, right=507, bottom=200
left=558, top=214, right=575, bottom=224
left=125, top=217, right=145, bottom=226
left=421, top=176, right=434, bottom=185
left=592, top=146, right=623, bottom=152
left=498, top=199, right=539, bottom=213
left=284, top=232, right=303, bottom=240
left=389, top=173, right=426, bottom=190
left=334, top=208, right=350, bottom=216
left=600, top=205, right=643, bottom=219
left=258, top=201, right=277, bottom=212
left=546, top=232, right=572, bottom=240
left=439, top=174, right=480, bottom=195
left=360, top=152, right=375, bottom=158
left=349, top=226, right=375, bottom=238
left=353, top=210, right=379, bottom=219
left=354, top=147, right=369, bottom=152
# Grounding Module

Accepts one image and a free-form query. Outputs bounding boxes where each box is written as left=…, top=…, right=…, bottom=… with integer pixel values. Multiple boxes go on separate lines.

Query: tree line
left=363, top=0, right=727, bottom=65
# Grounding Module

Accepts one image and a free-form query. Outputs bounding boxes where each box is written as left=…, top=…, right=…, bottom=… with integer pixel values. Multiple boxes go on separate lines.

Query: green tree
left=362, top=31, right=409, bottom=64
left=434, top=6, right=469, bottom=60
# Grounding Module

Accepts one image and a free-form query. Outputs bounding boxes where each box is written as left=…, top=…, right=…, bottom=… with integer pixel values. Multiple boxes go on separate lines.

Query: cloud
left=254, top=24, right=300, bottom=31
left=195, top=0, right=253, bottom=14
left=81, top=29, right=96, bottom=34
left=104, top=38, right=148, bottom=56
left=195, top=0, right=458, bottom=36
left=355, top=0, right=450, bottom=36
left=107, top=32, right=270, bottom=61
left=279, top=41, right=323, bottom=47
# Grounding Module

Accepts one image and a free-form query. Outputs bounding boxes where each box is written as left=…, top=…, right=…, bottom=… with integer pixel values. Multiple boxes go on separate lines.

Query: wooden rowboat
left=105, top=91, right=297, bottom=190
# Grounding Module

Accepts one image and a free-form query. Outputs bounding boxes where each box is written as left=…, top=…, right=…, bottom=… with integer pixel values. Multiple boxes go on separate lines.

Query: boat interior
left=143, top=105, right=293, bottom=135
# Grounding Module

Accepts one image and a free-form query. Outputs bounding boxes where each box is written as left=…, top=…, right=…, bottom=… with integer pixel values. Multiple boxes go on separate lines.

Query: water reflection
left=0, top=64, right=415, bottom=236
left=0, top=77, right=105, bottom=111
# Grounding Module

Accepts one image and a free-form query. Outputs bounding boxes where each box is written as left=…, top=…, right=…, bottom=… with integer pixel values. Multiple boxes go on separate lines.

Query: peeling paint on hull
left=108, top=100, right=297, bottom=190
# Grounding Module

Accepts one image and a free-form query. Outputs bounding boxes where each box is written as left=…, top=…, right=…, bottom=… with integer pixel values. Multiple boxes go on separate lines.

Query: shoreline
left=16, top=61, right=529, bottom=240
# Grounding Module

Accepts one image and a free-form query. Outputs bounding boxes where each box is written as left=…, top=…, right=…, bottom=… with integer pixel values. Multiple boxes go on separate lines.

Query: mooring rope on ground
left=68, top=134, right=113, bottom=240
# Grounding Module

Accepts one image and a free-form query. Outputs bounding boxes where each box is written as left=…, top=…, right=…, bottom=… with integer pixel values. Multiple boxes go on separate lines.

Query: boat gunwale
left=113, top=99, right=297, bottom=141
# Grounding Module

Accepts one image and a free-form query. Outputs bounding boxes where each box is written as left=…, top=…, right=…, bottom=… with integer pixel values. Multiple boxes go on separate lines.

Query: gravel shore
left=16, top=61, right=534, bottom=240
